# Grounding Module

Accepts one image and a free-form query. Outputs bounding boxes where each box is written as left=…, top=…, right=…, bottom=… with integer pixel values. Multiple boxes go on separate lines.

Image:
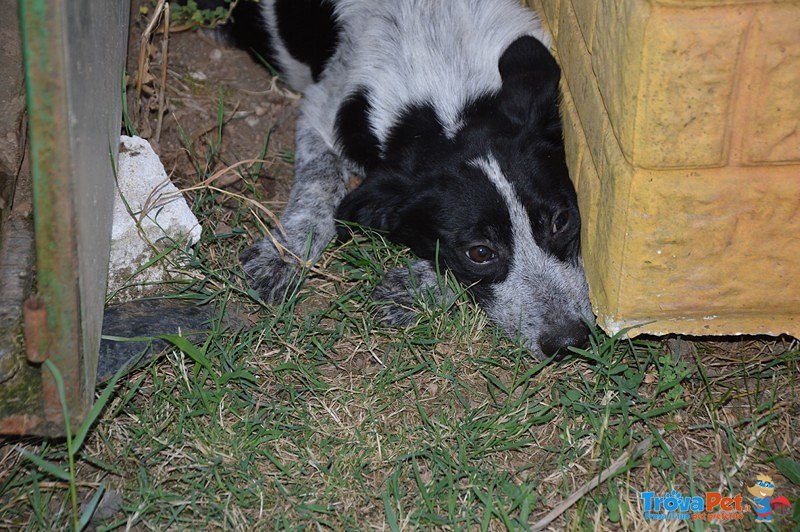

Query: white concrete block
left=108, top=135, right=202, bottom=298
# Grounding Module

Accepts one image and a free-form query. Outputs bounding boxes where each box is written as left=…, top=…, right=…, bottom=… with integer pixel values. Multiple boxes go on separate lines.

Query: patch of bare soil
left=125, top=1, right=298, bottom=213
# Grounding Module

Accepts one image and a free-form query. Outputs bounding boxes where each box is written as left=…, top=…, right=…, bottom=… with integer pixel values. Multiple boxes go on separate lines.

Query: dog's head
left=337, top=36, right=594, bottom=359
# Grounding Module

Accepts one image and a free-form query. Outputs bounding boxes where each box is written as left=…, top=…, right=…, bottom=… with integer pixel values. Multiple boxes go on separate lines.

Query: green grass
left=167, top=0, right=235, bottom=30
left=3, top=216, right=798, bottom=529
left=2, top=66, right=799, bottom=530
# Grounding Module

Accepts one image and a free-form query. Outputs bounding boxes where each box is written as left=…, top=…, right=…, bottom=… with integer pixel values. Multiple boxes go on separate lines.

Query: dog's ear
left=496, top=36, right=562, bottom=136
left=498, top=36, right=560, bottom=87
left=336, top=167, right=441, bottom=257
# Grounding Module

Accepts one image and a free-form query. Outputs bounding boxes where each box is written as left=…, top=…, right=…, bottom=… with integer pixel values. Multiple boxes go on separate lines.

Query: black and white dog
left=208, top=0, right=594, bottom=358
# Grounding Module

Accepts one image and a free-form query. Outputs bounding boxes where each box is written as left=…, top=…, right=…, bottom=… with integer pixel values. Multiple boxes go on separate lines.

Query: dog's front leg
left=240, top=119, right=347, bottom=303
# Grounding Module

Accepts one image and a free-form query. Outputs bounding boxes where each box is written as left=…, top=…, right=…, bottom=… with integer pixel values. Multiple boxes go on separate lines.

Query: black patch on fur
left=336, top=142, right=515, bottom=301
left=336, top=101, right=451, bottom=239
left=457, top=36, right=581, bottom=264
left=382, top=103, right=447, bottom=165
left=335, top=88, right=382, bottom=170
left=196, top=0, right=281, bottom=71
left=498, top=36, right=561, bottom=86
left=275, top=0, right=340, bottom=82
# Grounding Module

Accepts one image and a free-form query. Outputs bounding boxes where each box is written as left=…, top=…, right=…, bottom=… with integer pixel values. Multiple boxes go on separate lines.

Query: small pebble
left=189, top=71, right=207, bottom=81
left=210, top=48, right=223, bottom=61
left=254, top=105, right=268, bottom=117
left=82, top=488, right=124, bottom=523
left=214, top=222, right=232, bottom=236
left=246, top=115, right=260, bottom=128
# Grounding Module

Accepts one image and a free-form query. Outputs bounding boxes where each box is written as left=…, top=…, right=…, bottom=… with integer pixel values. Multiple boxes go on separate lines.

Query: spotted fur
left=212, top=0, right=594, bottom=358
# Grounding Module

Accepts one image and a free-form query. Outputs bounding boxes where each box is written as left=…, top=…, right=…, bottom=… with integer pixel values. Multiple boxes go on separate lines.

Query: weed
left=12, top=359, right=132, bottom=531
left=168, top=0, right=233, bottom=29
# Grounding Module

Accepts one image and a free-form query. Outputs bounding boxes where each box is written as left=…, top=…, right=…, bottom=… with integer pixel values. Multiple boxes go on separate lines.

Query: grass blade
left=77, top=483, right=106, bottom=531
left=43, top=360, right=79, bottom=528
left=73, top=360, right=131, bottom=451
left=383, top=491, right=400, bottom=532
left=14, top=447, right=70, bottom=481
left=159, top=333, right=215, bottom=375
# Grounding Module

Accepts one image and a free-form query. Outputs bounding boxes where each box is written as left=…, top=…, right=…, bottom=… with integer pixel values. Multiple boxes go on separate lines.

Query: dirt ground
left=125, top=3, right=299, bottom=225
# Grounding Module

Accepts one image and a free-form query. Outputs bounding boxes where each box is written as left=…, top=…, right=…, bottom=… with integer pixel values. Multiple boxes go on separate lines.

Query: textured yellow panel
left=635, top=6, right=749, bottom=168
left=602, top=162, right=800, bottom=336
left=559, top=87, right=586, bottom=224
left=742, top=5, right=800, bottom=164
left=621, top=167, right=800, bottom=314
left=530, top=0, right=800, bottom=338
left=537, top=0, right=560, bottom=39
left=591, top=0, right=650, bottom=162
left=570, top=0, right=597, bottom=51
left=559, top=82, right=582, bottom=190
left=557, top=0, right=611, bottom=171
left=560, top=87, right=632, bottom=326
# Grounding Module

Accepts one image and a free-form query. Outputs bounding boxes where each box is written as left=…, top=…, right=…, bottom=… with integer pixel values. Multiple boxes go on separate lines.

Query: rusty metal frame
left=15, top=0, right=84, bottom=434
left=2, top=0, right=129, bottom=436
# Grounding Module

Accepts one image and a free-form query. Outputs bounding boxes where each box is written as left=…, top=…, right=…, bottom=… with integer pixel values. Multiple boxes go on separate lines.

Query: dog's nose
left=539, top=320, right=590, bottom=359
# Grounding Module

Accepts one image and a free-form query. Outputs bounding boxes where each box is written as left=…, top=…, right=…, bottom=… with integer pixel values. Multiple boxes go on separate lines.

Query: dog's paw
left=372, top=270, right=422, bottom=326
left=372, top=261, right=449, bottom=326
left=240, top=239, right=304, bottom=304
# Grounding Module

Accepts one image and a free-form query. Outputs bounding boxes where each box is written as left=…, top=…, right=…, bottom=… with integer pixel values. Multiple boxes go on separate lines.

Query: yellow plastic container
left=533, top=0, right=800, bottom=337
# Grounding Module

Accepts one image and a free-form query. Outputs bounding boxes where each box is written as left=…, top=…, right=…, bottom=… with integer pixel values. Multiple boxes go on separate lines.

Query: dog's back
left=198, top=0, right=339, bottom=89
left=213, top=1, right=546, bottom=144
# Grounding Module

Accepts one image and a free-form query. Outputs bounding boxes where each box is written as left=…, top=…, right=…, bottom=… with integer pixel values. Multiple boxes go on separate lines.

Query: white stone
left=108, top=135, right=202, bottom=298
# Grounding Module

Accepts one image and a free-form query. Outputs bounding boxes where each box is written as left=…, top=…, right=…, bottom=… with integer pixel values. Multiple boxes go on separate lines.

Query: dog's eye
left=467, top=245, right=496, bottom=263
left=551, top=209, right=571, bottom=235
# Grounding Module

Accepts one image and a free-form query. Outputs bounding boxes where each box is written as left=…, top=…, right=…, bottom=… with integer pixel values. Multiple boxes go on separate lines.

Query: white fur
left=473, top=156, right=593, bottom=351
